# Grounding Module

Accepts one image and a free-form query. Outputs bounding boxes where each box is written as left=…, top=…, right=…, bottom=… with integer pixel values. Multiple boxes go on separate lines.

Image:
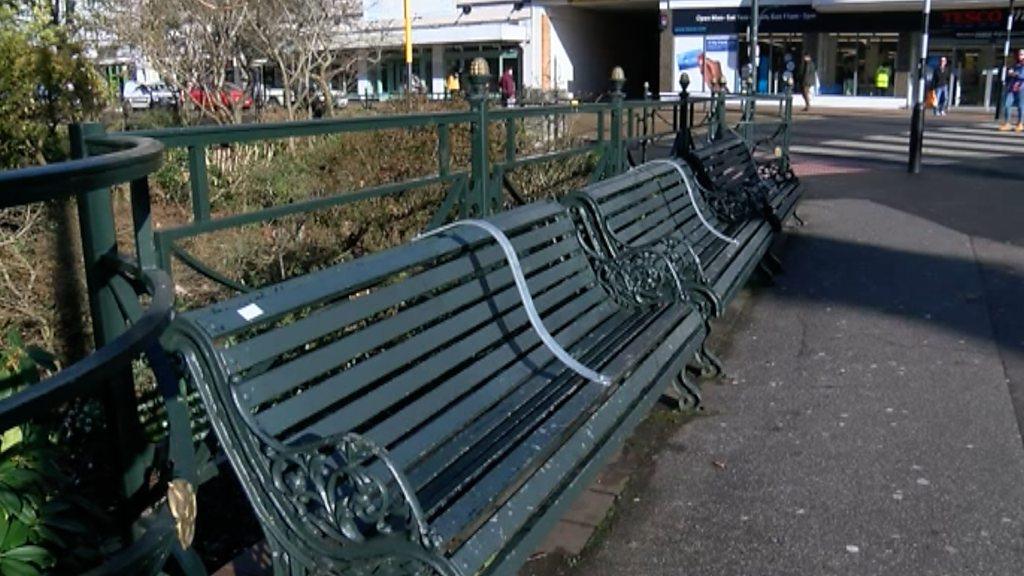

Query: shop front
left=666, top=2, right=1019, bottom=109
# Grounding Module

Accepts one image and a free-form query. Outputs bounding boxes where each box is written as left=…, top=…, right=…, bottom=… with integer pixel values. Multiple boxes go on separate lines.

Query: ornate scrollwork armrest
left=587, top=243, right=719, bottom=318
left=757, top=159, right=797, bottom=185
left=263, top=432, right=442, bottom=553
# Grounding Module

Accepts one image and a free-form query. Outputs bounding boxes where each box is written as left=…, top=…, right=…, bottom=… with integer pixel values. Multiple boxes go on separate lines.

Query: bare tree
left=95, top=0, right=252, bottom=124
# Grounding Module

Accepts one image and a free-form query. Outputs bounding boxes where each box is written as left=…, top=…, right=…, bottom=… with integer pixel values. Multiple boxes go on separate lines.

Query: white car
left=148, top=84, right=178, bottom=108
left=122, top=83, right=152, bottom=110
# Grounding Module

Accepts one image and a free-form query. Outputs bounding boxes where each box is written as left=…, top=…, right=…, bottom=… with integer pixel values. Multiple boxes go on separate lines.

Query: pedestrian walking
left=932, top=56, right=951, bottom=116
left=999, top=48, right=1024, bottom=132
left=499, top=67, right=516, bottom=107
left=798, top=54, right=816, bottom=111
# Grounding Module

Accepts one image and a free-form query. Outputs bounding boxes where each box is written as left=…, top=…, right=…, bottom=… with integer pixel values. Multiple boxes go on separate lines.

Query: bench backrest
left=567, top=162, right=734, bottom=277
left=685, top=133, right=758, bottom=194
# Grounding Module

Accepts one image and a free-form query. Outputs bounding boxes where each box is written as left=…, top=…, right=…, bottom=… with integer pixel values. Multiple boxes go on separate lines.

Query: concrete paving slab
left=569, top=198, right=1024, bottom=576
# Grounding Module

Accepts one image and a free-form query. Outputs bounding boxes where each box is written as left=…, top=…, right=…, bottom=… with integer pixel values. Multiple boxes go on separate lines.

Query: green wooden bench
left=682, top=130, right=801, bottom=230
left=565, top=152, right=801, bottom=394
left=163, top=200, right=712, bottom=576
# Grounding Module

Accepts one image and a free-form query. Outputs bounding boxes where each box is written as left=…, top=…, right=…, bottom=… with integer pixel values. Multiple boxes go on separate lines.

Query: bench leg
left=663, top=370, right=703, bottom=413
left=689, top=342, right=724, bottom=379
left=756, top=260, right=777, bottom=283
left=763, top=251, right=784, bottom=275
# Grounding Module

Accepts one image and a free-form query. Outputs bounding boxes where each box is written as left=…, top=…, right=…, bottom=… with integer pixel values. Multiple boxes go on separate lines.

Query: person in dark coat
left=798, top=54, right=816, bottom=111
left=932, top=56, right=951, bottom=116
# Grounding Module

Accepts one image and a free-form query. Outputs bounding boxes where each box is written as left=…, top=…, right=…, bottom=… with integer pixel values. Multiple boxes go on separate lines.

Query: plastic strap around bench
left=642, top=159, right=739, bottom=246
left=416, top=220, right=612, bottom=387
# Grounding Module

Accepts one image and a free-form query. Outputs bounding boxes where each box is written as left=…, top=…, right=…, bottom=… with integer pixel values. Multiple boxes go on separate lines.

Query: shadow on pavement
left=772, top=230, right=1024, bottom=438
left=797, top=167, right=1024, bottom=248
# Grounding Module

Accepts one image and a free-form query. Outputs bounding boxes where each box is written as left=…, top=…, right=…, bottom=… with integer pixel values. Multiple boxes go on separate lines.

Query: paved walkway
left=534, top=149, right=1024, bottom=575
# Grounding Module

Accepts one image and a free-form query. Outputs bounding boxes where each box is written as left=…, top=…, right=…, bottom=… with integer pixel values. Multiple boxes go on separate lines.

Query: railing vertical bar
left=188, top=145, right=211, bottom=221
left=438, top=123, right=451, bottom=177
left=505, top=118, right=516, bottom=164
left=130, top=177, right=156, bottom=270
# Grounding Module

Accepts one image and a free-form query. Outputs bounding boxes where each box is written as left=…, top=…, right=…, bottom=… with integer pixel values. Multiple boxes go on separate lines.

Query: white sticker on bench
left=237, top=303, right=264, bottom=322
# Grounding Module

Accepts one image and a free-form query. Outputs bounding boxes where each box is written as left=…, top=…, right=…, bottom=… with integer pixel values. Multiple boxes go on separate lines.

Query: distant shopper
left=499, top=67, right=516, bottom=107
left=798, top=54, right=816, bottom=111
left=446, top=68, right=461, bottom=97
left=932, top=56, right=951, bottom=116
left=999, top=48, right=1024, bottom=132
left=874, top=65, right=890, bottom=96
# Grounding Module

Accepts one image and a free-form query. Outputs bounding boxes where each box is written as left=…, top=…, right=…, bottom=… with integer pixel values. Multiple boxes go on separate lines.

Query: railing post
left=609, top=66, right=626, bottom=176
left=68, top=123, right=148, bottom=523
left=505, top=117, right=516, bottom=164
left=781, top=77, right=794, bottom=174
left=671, top=73, right=693, bottom=157
left=712, top=87, right=727, bottom=142
left=187, top=145, right=211, bottom=221
left=468, top=58, right=493, bottom=215
left=437, top=123, right=451, bottom=178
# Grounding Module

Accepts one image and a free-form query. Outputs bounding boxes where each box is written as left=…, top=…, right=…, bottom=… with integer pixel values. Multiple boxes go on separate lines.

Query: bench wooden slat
left=276, top=266, right=599, bottom=441
left=430, top=305, right=686, bottom=548
left=221, top=218, right=579, bottom=373
left=183, top=201, right=569, bottom=339
left=448, top=311, right=706, bottom=574
left=369, top=293, right=619, bottom=467
left=411, top=306, right=659, bottom=509
left=234, top=238, right=585, bottom=410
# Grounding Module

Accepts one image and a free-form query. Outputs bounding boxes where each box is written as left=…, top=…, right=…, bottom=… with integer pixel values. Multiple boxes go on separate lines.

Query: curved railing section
left=0, top=136, right=206, bottom=574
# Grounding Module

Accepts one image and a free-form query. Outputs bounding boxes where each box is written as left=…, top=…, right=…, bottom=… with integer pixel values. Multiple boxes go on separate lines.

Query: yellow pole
left=404, top=0, right=413, bottom=94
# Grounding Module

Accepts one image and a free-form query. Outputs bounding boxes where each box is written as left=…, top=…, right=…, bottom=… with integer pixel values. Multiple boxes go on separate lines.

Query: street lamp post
left=996, top=1, right=1017, bottom=120
left=404, top=0, right=413, bottom=94
left=750, top=0, right=759, bottom=95
left=908, top=0, right=932, bottom=174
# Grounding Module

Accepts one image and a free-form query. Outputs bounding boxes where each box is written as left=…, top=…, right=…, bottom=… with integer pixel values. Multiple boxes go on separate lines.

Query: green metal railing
left=83, top=76, right=790, bottom=298
left=0, top=136, right=205, bottom=574
left=0, top=64, right=792, bottom=573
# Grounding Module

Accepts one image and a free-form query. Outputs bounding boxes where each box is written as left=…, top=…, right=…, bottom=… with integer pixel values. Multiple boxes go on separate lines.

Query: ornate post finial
left=468, top=57, right=490, bottom=99
left=610, top=66, right=626, bottom=97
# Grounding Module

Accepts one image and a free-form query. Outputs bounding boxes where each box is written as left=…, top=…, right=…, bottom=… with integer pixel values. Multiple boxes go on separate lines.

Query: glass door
left=957, top=49, right=984, bottom=106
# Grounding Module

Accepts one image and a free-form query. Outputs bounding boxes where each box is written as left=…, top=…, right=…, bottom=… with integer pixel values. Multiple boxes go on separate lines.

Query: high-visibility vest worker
left=876, top=67, right=890, bottom=89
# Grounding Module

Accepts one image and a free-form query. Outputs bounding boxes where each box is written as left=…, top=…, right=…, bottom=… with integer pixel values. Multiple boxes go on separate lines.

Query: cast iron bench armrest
left=585, top=242, right=721, bottom=318
left=417, top=220, right=612, bottom=386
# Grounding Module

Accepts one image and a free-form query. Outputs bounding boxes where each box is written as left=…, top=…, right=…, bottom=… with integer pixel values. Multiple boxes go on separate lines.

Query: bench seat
left=165, top=200, right=708, bottom=576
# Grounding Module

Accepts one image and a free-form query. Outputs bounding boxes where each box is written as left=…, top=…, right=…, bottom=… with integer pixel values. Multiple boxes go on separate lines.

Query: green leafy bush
left=0, top=330, right=112, bottom=575
left=0, top=5, right=106, bottom=168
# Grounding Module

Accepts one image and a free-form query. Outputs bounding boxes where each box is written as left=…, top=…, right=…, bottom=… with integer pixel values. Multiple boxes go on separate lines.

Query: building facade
left=658, top=0, right=1022, bottom=108
left=348, top=0, right=580, bottom=99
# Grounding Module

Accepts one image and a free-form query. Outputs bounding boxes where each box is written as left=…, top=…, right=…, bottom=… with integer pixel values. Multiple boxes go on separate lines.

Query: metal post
left=404, top=0, right=413, bottom=95
left=609, top=66, right=626, bottom=176
left=68, top=123, right=147, bottom=521
left=187, top=145, right=210, bottom=221
left=751, top=0, right=759, bottom=95
left=468, top=58, right=492, bottom=215
left=908, top=0, right=932, bottom=174
left=996, top=1, right=1016, bottom=120
left=781, top=78, right=794, bottom=174
left=712, top=87, right=727, bottom=142
left=671, top=73, right=693, bottom=157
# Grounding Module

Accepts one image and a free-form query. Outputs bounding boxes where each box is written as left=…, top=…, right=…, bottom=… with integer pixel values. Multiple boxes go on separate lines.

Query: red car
left=187, top=83, right=253, bottom=110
